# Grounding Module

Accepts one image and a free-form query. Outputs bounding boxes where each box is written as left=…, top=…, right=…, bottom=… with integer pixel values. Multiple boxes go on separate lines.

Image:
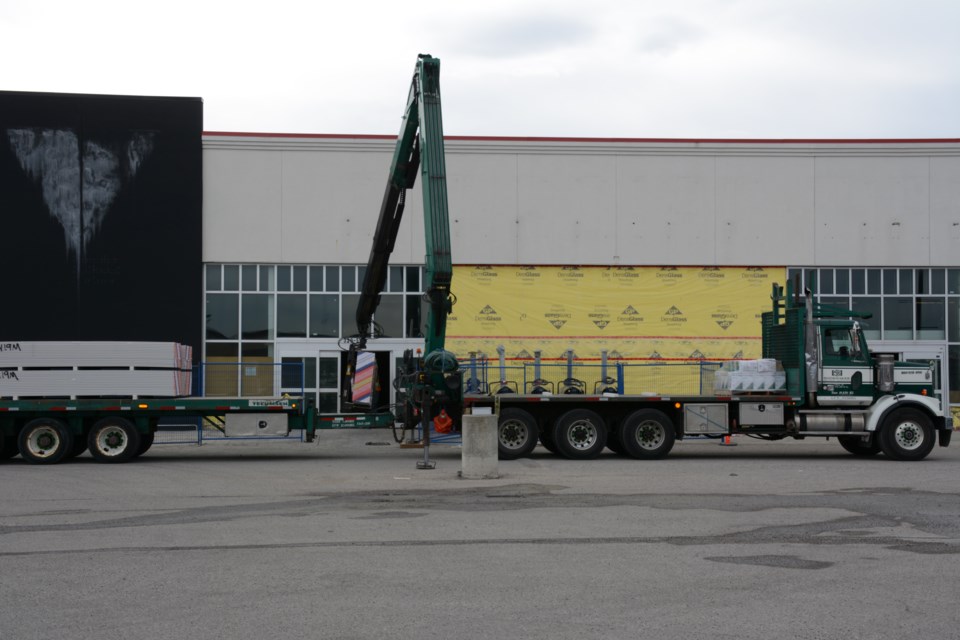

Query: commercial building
left=3, top=92, right=959, bottom=419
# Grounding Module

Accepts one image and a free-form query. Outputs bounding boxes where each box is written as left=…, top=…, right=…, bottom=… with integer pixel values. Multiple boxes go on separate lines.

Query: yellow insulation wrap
left=446, top=266, right=786, bottom=362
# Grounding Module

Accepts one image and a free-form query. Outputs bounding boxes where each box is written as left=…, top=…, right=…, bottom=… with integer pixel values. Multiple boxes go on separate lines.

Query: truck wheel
left=878, top=409, right=935, bottom=461
left=539, top=427, right=559, bottom=454
left=620, top=409, right=675, bottom=459
left=88, top=418, right=142, bottom=463
left=606, top=424, right=626, bottom=455
left=0, top=434, right=19, bottom=460
left=553, top=409, right=607, bottom=460
left=497, top=409, right=539, bottom=459
left=134, top=431, right=155, bottom=458
left=838, top=435, right=881, bottom=456
left=18, top=418, right=74, bottom=465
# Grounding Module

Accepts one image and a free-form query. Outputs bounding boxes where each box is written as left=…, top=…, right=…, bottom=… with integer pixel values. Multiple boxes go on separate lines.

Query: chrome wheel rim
left=635, top=420, right=666, bottom=450
left=499, top=420, right=529, bottom=451
left=893, top=421, right=923, bottom=451
left=567, top=420, right=598, bottom=450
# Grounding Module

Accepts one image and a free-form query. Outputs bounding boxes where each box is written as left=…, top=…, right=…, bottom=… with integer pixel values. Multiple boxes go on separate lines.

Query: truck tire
left=553, top=409, right=607, bottom=460
left=18, top=418, right=74, bottom=465
left=620, top=409, right=675, bottom=460
left=497, top=409, right=539, bottom=459
left=838, top=434, right=881, bottom=456
left=88, top=418, right=142, bottom=463
left=0, top=434, right=19, bottom=460
left=539, top=428, right=559, bottom=454
left=878, top=408, right=935, bottom=461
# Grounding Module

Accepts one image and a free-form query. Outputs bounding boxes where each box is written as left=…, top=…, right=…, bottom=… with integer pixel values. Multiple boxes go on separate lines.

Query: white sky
left=3, top=0, right=958, bottom=138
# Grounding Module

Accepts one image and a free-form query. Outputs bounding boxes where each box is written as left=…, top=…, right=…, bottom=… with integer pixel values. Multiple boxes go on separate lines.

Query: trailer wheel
left=838, top=435, right=881, bottom=456
left=553, top=409, right=607, bottom=460
left=620, top=409, right=675, bottom=459
left=64, top=435, right=89, bottom=459
left=18, top=418, right=74, bottom=465
left=497, top=409, right=539, bottom=459
left=88, top=418, right=142, bottom=463
left=878, top=408, right=935, bottom=461
left=134, top=431, right=155, bottom=458
left=0, top=434, right=19, bottom=460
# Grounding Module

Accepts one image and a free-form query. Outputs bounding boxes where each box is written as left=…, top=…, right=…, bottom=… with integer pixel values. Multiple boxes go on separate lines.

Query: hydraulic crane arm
left=347, top=55, right=461, bottom=469
left=355, top=54, right=453, bottom=354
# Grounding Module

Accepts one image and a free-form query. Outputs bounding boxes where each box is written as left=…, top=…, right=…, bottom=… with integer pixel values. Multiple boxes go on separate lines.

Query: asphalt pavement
left=1, top=432, right=959, bottom=640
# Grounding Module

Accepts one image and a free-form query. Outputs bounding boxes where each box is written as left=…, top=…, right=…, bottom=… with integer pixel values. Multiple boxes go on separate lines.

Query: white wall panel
left=515, top=154, right=617, bottom=264
left=814, top=157, right=930, bottom=265
left=278, top=150, right=423, bottom=264
left=615, top=155, right=716, bottom=264
left=716, top=156, right=815, bottom=264
left=203, top=136, right=960, bottom=268
left=930, top=157, right=960, bottom=266
left=446, top=153, right=519, bottom=263
left=203, top=149, right=283, bottom=262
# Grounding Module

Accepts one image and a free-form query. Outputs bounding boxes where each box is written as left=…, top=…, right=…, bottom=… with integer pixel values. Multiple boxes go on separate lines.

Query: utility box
left=224, top=413, right=290, bottom=437
left=739, top=402, right=784, bottom=426
left=684, top=403, right=729, bottom=434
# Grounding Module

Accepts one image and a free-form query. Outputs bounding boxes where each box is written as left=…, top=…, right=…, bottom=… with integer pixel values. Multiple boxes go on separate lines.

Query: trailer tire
left=0, top=434, right=19, bottom=460
left=553, top=409, right=607, bottom=460
left=134, top=431, right=155, bottom=458
left=18, top=418, right=74, bottom=465
left=88, top=418, right=141, bottom=463
left=64, top=435, right=88, bottom=459
left=838, top=435, right=881, bottom=456
left=497, top=409, right=539, bottom=459
left=878, top=408, right=935, bottom=461
left=620, top=409, right=675, bottom=460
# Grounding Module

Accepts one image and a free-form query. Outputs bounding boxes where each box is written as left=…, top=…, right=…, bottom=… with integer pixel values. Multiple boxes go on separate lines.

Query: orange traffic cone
left=720, top=434, right=737, bottom=446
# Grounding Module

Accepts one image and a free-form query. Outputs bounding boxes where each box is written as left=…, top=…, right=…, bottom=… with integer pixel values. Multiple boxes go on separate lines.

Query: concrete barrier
left=461, top=414, right=499, bottom=479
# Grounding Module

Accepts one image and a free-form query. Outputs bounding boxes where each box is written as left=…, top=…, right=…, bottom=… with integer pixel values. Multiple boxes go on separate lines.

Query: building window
left=206, top=294, right=239, bottom=340
left=277, top=295, right=307, bottom=338
left=309, top=295, right=339, bottom=337
left=916, top=298, right=945, bottom=340
left=241, top=294, right=274, bottom=340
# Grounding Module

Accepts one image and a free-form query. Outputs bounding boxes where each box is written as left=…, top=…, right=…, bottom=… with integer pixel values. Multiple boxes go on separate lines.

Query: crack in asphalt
left=2, top=484, right=959, bottom=558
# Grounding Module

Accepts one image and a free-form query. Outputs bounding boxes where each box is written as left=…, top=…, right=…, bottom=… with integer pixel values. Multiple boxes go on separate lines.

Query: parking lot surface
left=2, top=432, right=959, bottom=640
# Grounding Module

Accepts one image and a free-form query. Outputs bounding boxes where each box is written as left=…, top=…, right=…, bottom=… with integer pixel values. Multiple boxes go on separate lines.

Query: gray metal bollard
left=461, top=414, right=500, bottom=479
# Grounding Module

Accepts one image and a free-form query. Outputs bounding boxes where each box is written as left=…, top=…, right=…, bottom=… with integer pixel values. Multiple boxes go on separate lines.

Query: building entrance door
left=278, top=348, right=342, bottom=414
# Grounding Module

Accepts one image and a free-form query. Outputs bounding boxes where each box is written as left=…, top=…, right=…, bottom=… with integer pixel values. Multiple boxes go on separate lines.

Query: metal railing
left=460, top=357, right=724, bottom=397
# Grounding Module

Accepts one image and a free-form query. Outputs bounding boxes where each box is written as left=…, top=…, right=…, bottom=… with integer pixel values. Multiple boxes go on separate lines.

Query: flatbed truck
left=470, top=281, right=953, bottom=462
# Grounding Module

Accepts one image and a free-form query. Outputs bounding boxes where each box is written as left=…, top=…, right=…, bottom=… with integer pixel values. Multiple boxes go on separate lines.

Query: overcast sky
left=3, top=0, right=958, bottom=139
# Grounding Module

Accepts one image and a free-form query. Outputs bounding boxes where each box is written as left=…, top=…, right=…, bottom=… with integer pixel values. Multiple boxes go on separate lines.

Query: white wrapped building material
left=0, top=341, right=193, bottom=398
left=0, top=369, right=192, bottom=398
left=0, top=342, right=192, bottom=369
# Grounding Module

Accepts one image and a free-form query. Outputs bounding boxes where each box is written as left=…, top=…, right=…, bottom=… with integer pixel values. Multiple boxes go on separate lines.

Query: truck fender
left=865, top=394, right=943, bottom=433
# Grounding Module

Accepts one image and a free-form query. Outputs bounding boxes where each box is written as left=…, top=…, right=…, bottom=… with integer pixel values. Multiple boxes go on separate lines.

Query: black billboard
left=0, top=92, right=202, bottom=356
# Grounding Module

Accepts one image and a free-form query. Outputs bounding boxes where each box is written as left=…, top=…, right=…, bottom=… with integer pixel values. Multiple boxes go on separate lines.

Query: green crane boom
left=350, top=54, right=461, bottom=467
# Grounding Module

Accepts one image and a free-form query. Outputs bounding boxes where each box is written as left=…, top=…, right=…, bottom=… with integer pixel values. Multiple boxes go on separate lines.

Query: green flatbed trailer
left=0, top=395, right=396, bottom=464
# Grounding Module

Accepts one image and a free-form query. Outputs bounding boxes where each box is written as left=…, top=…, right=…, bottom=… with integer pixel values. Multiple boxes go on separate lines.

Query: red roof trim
left=203, top=131, right=960, bottom=144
